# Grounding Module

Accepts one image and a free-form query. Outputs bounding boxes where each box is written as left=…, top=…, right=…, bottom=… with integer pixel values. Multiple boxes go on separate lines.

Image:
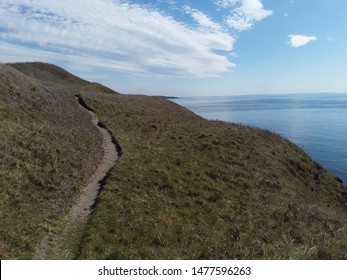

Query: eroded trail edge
left=35, top=95, right=121, bottom=259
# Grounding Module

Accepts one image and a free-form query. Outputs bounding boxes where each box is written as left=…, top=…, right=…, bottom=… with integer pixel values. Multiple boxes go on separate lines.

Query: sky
left=0, top=0, right=346, bottom=96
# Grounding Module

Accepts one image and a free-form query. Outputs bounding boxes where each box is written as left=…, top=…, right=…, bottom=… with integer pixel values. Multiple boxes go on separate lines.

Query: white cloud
left=214, top=0, right=239, bottom=9
left=0, top=0, right=236, bottom=78
left=0, top=42, right=149, bottom=74
left=288, top=35, right=317, bottom=48
left=184, top=6, right=222, bottom=31
left=215, top=0, right=273, bottom=31
left=241, top=0, right=273, bottom=21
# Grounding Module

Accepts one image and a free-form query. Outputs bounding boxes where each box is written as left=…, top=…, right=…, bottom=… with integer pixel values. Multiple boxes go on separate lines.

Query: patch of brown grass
left=78, top=92, right=347, bottom=259
left=0, top=64, right=103, bottom=259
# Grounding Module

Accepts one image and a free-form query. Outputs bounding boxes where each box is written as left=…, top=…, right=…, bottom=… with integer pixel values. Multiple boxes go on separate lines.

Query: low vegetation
left=1, top=62, right=346, bottom=259
left=0, top=64, right=103, bottom=259
left=77, top=92, right=347, bottom=259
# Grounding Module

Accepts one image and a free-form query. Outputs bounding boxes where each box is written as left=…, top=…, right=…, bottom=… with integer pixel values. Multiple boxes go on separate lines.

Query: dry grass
left=0, top=64, right=103, bottom=259
left=1, top=62, right=346, bottom=259
left=77, top=91, right=347, bottom=259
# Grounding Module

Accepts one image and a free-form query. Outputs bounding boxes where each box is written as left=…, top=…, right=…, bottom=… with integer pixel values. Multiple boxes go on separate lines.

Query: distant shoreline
left=157, top=95, right=181, bottom=100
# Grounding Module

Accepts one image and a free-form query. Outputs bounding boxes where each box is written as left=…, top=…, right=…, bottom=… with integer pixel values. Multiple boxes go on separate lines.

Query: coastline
left=173, top=94, right=347, bottom=184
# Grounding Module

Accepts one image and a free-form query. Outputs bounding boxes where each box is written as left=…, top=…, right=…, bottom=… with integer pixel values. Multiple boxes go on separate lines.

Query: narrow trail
left=34, top=95, right=121, bottom=259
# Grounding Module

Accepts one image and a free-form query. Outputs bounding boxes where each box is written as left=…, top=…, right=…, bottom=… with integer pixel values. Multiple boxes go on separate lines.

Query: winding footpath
left=34, top=96, right=120, bottom=259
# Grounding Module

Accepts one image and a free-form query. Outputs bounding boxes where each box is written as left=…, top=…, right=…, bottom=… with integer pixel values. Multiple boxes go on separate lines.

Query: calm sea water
left=174, top=93, right=347, bottom=184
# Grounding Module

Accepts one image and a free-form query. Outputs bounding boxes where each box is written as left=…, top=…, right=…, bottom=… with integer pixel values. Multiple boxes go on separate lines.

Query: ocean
left=173, top=93, right=347, bottom=184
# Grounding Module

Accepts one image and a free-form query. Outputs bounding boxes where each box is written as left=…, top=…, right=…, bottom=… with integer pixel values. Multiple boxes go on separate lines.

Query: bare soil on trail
left=34, top=97, right=119, bottom=259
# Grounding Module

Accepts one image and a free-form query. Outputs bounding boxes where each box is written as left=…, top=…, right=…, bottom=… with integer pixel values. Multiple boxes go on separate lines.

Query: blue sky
left=1, top=0, right=346, bottom=96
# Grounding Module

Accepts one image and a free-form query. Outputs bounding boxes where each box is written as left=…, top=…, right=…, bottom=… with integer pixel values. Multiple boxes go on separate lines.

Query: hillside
left=1, top=62, right=346, bottom=259
left=0, top=63, right=104, bottom=259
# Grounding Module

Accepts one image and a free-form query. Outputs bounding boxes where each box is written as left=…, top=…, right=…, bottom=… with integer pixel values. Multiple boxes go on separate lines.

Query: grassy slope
left=1, top=62, right=346, bottom=259
left=0, top=63, right=103, bottom=259
left=78, top=91, right=347, bottom=259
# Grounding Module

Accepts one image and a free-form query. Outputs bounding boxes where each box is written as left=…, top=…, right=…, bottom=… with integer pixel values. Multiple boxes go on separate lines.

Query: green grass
left=77, top=92, right=347, bottom=259
left=0, top=64, right=103, bottom=259
left=1, top=62, right=346, bottom=259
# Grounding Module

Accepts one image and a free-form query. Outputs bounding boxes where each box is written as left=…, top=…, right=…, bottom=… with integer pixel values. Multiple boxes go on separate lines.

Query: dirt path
left=34, top=96, right=120, bottom=259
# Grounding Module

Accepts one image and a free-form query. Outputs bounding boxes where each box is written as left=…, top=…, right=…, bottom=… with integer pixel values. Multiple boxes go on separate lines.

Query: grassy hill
left=0, top=63, right=103, bottom=259
left=1, top=62, right=346, bottom=259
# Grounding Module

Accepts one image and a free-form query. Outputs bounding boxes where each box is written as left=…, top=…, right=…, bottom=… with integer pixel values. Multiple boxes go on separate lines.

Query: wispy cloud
left=0, top=0, right=236, bottom=78
left=0, top=0, right=273, bottom=78
left=214, top=0, right=240, bottom=9
left=215, top=0, right=273, bottom=31
left=0, top=42, right=148, bottom=74
left=288, top=34, right=317, bottom=48
left=184, top=6, right=222, bottom=32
